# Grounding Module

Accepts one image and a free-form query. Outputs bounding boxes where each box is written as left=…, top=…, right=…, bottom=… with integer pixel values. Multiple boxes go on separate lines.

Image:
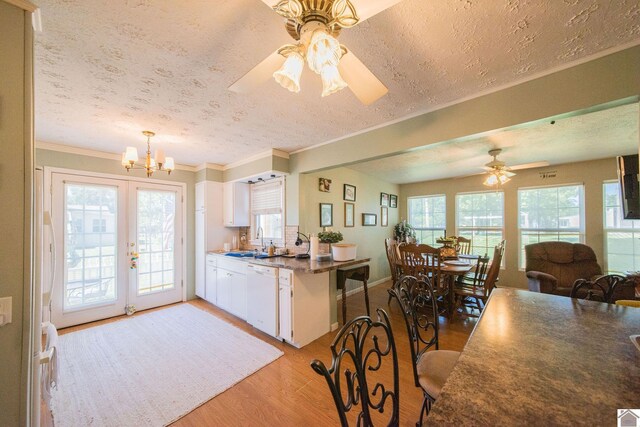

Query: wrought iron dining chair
left=570, top=274, right=635, bottom=303
left=385, top=238, right=402, bottom=304
left=389, top=275, right=460, bottom=426
left=310, top=308, right=400, bottom=427
left=453, top=244, right=503, bottom=318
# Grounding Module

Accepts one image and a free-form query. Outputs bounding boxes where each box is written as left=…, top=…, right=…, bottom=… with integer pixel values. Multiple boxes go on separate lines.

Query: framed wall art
left=343, top=184, right=356, bottom=202
left=320, top=203, right=333, bottom=227
left=362, top=213, right=377, bottom=226
left=381, top=206, right=388, bottom=227
left=344, top=202, right=355, bottom=227
left=389, top=194, right=397, bottom=208
left=319, top=178, right=332, bottom=192
left=380, top=192, right=389, bottom=207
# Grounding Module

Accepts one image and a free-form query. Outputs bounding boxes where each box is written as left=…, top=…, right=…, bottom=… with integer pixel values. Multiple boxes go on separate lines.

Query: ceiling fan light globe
left=320, top=64, right=348, bottom=97
left=273, top=51, right=304, bottom=93
left=498, top=174, right=511, bottom=184
left=483, top=173, right=499, bottom=187
left=164, top=157, right=175, bottom=171
left=306, top=29, right=341, bottom=74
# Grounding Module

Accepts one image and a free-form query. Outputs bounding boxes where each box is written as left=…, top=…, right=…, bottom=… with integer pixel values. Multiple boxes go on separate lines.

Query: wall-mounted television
left=617, top=154, right=640, bottom=219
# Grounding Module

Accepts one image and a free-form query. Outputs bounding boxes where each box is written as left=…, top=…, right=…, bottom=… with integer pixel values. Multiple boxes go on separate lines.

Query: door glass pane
left=64, top=183, right=118, bottom=309
left=137, top=189, right=176, bottom=295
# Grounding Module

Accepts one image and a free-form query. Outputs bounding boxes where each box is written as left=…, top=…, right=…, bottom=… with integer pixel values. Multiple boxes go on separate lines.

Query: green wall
left=0, top=3, right=32, bottom=425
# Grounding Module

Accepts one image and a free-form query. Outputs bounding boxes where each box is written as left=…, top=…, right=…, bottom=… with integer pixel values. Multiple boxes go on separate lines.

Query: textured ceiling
left=348, top=103, right=640, bottom=184
left=35, top=0, right=640, bottom=166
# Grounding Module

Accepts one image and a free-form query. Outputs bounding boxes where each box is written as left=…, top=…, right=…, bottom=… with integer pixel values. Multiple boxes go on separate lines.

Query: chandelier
left=121, top=131, right=175, bottom=177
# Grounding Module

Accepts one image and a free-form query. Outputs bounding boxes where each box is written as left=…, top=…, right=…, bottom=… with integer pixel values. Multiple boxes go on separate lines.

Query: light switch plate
left=0, top=297, right=12, bottom=326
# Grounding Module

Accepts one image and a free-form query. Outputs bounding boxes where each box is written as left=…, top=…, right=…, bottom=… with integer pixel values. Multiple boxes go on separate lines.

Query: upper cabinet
left=223, top=182, right=250, bottom=227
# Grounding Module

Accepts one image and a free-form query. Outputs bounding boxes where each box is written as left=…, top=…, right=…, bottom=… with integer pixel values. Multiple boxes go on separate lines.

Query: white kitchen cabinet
left=204, top=255, right=217, bottom=304
left=195, top=181, right=236, bottom=301
left=223, top=181, right=250, bottom=227
left=216, top=257, right=247, bottom=320
left=278, top=269, right=330, bottom=348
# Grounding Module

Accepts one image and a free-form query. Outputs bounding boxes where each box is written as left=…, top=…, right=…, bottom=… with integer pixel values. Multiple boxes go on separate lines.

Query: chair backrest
left=483, top=244, right=504, bottom=293
left=388, top=275, right=439, bottom=389
left=310, top=309, right=399, bottom=427
left=398, top=243, right=444, bottom=289
left=570, top=274, right=633, bottom=303
left=454, top=236, right=471, bottom=255
left=385, top=238, right=400, bottom=283
left=461, top=255, right=490, bottom=291
left=524, top=241, right=602, bottom=289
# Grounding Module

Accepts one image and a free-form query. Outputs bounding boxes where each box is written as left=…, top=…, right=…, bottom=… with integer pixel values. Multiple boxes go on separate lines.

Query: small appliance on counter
left=316, top=253, right=331, bottom=262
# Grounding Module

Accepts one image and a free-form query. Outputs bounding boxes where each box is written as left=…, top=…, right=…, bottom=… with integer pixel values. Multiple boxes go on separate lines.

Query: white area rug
left=51, top=304, right=284, bottom=426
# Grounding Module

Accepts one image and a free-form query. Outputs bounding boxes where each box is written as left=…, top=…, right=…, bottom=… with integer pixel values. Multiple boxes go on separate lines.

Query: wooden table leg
left=342, top=284, right=347, bottom=325
left=363, top=279, right=370, bottom=316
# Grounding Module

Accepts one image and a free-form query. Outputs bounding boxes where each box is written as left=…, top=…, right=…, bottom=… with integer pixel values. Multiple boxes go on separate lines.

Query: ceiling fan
left=228, top=0, right=402, bottom=105
left=482, top=148, right=549, bottom=186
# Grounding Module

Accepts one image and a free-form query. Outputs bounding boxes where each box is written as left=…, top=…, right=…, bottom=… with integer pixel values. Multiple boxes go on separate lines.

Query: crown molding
left=223, top=148, right=290, bottom=171
left=4, top=0, right=37, bottom=12
left=195, top=163, right=224, bottom=172
left=36, top=140, right=197, bottom=171
left=291, top=41, right=640, bottom=156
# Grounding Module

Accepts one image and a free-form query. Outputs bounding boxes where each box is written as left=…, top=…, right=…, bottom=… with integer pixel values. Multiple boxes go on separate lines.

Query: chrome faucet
left=256, top=226, right=265, bottom=252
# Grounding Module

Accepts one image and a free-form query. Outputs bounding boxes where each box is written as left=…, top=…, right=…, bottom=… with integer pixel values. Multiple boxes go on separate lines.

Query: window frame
left=249, top=177, right=285, bottom=246
left=455, top=190, right=505, bottom=262
left=407, top=194, right=447, bottom=245
left=517, top=183, right=585, bottom=270
left=602, top=180, right=640, bottom=274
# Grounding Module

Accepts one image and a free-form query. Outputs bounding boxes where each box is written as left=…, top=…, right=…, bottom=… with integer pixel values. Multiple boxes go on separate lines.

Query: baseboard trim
left=330, top=322, right=340, bottom=332
left=336, top=276, right=391, bottom=301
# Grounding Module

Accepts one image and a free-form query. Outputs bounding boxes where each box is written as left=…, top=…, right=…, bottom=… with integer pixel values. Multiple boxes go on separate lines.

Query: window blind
left=251, top=180, right=283, bottom=215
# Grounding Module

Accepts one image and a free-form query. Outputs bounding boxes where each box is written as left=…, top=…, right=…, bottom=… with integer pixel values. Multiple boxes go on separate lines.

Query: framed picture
left=320, top=203, right=333, bottom=227
left=343, top=184, right=356, bottom=202
left=380, top=192, right=389, bottom=207
left=319, top=178, right=332, bottom=192
left=390, top=194, right=398, bottom=208
left=362, top=213, right=377, bottom=226
left=381, top=206, right=388, bottom=227
left=344, top=202, right=355, bottom=227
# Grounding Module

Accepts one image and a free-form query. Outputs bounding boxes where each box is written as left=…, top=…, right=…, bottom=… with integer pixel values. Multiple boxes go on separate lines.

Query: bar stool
left=337, top=264, right=370, bottom=325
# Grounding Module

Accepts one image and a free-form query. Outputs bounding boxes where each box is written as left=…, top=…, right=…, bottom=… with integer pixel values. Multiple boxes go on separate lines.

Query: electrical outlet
left=0, top=297, right=12, bottom=326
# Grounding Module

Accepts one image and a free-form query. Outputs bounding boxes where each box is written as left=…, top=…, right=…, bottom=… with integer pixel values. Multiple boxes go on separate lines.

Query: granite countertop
left=207, top=251, right=370, bottom=274
left=427, top=288, right=640, bottom=426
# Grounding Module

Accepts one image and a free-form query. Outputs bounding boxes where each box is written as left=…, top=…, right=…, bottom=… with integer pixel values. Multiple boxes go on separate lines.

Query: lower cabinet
left=205, top=256, right=217, bottom=304
left=215, top=258, right=247, bottom=321
left=278, top=269, right=330, bottom=348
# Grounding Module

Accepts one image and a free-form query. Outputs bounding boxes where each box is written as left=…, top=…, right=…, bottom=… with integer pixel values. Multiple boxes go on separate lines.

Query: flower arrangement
left=394, top=220, right=416, bottom=242
left=317, top=230, right=344, bottom=244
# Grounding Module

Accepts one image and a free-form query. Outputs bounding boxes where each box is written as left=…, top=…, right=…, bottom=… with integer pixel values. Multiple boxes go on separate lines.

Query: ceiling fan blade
left=228, top=50, right=285, bottom=94
left=339, top=50, right=388, bottom=105
left=509, top=161, right=550, bottom=171
left=504, top=170, right=516, bottom=177
left=260, top=0, right=278, bottom=8
left=349, top=0, right=402, bottom=23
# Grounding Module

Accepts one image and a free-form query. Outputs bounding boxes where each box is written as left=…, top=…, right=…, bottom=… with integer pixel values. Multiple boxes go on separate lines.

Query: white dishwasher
left=246, top=264, right=278, bottom=337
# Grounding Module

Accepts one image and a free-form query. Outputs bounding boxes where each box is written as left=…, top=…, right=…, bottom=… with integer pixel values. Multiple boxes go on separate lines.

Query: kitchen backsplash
left=237, top=226, right=330, bottom=254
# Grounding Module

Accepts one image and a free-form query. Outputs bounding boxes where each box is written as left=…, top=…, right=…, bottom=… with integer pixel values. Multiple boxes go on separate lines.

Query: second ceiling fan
left=229, top=0, right=402, bottom=105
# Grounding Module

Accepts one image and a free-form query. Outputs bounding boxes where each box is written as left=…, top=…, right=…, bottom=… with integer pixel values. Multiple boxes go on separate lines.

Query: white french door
left=49, top=171, right=184, bottom=328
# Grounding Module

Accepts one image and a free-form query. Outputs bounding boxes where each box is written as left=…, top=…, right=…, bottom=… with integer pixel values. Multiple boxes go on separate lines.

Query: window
left=456, top=191, right=504, bottom=258
left=603, top=181, right=640, bottom=273
left=407, top=195, right=446, bottom=245
left=92, top=218, right=107, bottom=233
left=251, top=178, right=284, bottom=245
left=518, top=184, right=584, bottom=268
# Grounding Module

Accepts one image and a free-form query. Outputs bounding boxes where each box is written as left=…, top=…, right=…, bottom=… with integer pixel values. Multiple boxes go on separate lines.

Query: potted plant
left=318, top=231, right=356, bottom=261
left=394, top=220, right=416, bottom=243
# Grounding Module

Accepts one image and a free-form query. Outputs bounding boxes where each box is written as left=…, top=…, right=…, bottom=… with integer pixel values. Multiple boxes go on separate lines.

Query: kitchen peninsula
left=201, top=252, right=370, bottom=348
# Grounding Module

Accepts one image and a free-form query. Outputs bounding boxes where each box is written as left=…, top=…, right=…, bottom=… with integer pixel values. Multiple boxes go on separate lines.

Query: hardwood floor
left=51, top=281, right=477, bottom=426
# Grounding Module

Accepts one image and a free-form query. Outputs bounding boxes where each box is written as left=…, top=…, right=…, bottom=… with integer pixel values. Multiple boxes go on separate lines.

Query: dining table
left=426, top=288, right=640, bottom=426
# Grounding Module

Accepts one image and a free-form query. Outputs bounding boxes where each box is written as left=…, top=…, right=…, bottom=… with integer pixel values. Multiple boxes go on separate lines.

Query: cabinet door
left=195, top=185, right=206, bottom=298
left=278, top=283, right=292, bottom=342
left=223, top=182, right=234, bottom=226
left=234, top=183, right=250, bottom=227
left=230, top=273, right=247, bottom=320
left=205, top=263, right=217, bottom=304
left=216, top=268, right=232, bottom=310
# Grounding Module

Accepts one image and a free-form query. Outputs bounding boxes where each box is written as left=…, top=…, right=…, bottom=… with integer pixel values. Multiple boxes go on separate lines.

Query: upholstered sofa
left=525, top=242, right=603, bottom=297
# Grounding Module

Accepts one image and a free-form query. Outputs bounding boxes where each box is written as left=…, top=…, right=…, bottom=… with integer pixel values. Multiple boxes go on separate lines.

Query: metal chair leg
left=417, top=393, right=432, bottom=426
